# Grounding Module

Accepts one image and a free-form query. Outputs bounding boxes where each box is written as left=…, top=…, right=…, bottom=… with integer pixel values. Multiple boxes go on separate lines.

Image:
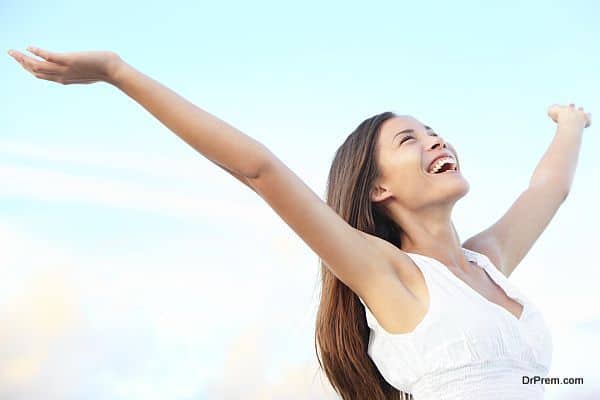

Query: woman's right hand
left=7, top=46, right=123, bottom=85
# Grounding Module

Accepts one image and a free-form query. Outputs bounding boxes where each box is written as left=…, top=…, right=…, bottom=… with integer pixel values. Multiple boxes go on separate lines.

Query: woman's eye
left=399, top=132, right=439, bottom=145
left=399, top=135, right=414, bottom=145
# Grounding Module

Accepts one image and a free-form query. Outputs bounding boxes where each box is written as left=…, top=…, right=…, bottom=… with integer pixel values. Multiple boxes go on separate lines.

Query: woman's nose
left=430, top=137, right=446, bottom=150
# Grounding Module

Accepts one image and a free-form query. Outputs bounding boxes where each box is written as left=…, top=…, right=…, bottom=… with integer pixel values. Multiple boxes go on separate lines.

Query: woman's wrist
left=557, top=116, right=587, bottom=131
left=556, top=118, right=587, bottom=131
left=104, top=52, right=128, bottom=87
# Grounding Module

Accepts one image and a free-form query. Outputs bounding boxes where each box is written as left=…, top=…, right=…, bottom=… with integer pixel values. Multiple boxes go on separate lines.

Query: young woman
left=7, top=47, right=591, bottom=400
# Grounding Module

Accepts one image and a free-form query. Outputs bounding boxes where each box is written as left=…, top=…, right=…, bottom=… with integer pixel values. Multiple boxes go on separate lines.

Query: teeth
left=428, top=156, right=457, bottom=174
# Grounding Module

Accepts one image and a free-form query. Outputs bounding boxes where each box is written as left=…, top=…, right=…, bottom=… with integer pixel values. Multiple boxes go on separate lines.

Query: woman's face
left=371, top=115, right=470, bottom=210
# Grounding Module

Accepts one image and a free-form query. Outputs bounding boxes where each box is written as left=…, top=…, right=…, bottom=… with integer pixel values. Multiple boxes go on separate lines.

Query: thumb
left=27, top=46, right=67, bottom=65
left=547, top=104, right=561, bottom=122
left=585, top=112, right=592, bottom=128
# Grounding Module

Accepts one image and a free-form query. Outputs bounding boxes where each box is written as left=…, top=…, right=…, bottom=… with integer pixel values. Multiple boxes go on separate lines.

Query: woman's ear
left=370, top=184, right=392, bottom=204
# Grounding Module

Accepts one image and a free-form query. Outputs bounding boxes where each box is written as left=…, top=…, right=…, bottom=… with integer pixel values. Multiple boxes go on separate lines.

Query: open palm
left=7, top=46, right=122, bottom=85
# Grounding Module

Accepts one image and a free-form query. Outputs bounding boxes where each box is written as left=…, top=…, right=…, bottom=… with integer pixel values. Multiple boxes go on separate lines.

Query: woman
left=7, top=47, right=591, bottom=399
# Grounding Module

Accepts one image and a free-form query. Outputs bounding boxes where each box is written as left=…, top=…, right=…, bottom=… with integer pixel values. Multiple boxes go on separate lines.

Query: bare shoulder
left=462, top=234, right=507, bottom=276
left=358, top=231, right=420, bottom=285
left=357, top=231, right=429, bottom=334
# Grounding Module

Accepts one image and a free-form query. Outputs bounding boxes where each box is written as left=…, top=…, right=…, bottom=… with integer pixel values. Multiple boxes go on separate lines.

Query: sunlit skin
left=369, top=115, right=473, bottom=274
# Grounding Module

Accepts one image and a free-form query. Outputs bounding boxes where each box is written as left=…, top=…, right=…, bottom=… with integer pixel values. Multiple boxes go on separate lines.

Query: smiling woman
left=6, top=45, right=591, bottom=400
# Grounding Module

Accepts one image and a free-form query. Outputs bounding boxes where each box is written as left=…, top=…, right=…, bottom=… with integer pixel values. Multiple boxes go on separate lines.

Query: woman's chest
left=402, top=258, right=525, bottom=321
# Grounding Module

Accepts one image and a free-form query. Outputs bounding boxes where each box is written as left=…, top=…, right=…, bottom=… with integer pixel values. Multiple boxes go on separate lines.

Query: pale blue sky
left=1, top=1, right=599, bottom=399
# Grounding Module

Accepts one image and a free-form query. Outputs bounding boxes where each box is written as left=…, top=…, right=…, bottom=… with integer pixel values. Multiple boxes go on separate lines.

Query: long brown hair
left=314, top=111, right=413, bottom=399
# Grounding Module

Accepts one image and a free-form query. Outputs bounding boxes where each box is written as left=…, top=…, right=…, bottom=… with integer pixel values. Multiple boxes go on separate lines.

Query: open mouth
left=426, top=157, right=459, bottom=175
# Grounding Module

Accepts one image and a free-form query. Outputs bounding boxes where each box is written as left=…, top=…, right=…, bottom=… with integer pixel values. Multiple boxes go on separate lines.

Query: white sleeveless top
left=358, top=247, right=553, bottom=400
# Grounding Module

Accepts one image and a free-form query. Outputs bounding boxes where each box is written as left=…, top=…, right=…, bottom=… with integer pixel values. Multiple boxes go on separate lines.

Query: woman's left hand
left=547, top=103, right=592, bottom=129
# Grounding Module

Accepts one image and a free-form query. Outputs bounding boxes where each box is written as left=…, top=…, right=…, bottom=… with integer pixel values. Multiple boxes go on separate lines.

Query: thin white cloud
left=0, top=140, right=219, bottom=181
left=0, top=163, right=264, bottom=222
left=0, top=139, right=327, bottom=190
left=0, top=140, right=327, bottom=227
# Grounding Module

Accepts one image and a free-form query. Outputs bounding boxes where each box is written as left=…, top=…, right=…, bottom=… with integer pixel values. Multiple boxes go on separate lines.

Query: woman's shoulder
left=360, top=232, right=424, bottom=290
left=358, top=233, right=430, bottom=335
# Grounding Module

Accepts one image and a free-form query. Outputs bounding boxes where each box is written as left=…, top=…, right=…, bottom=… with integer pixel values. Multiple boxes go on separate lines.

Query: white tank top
left=358, top=247, right=553, bottom=399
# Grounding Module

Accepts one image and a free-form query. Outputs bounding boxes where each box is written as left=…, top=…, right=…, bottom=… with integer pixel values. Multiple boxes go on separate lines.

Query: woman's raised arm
left=8, top=47, right=411, bottom=301
left=108, top=58, right=271, bottom=179
left=7, top=47, right=270, bottom=180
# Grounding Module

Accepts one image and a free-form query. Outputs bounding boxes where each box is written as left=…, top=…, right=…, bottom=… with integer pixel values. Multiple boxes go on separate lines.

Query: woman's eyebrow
left=392, top=125, right=433, bottom=143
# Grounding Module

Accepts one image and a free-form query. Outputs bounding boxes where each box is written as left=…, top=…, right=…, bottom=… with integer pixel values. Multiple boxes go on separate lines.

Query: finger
left=547, top=104, right=560, bottom=121
left=9, top=49, right=56, bottom=73
left=585, top=112, right=592, bottom=128
left=8, top=49, right=27, bottom=65
left=9, top=50, right=38, bottom=72
left=12, top=54, right=35, bottom=74
left=20, top=55, right=62, bottom=75
left=16, top=56, right=64, bottom=76
left=31, top=71, right=65, bottom=84
left=27, top=46, right=67, bottom=65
